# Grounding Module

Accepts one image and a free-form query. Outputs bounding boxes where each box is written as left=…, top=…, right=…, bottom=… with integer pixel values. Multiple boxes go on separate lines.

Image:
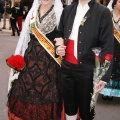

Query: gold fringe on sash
left=113, top=27, right=120, bottom=43
left=31, top=26, right=62, bottom=66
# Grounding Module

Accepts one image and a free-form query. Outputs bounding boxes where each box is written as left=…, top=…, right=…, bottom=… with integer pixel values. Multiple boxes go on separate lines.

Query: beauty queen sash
left=113, top=26, right=120, bottom=43
left=30, top=8, right=62, bottom=66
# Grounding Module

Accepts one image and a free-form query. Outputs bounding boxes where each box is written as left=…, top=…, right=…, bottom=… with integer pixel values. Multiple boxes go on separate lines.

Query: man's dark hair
left=112, top=0, right=118, bottom=9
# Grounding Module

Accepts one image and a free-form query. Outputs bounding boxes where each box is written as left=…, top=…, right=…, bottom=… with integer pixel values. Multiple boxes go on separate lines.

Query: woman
left=8, top=0, right=63, bottom=120
left=10, top=1, right=20, bottom=36
left=101, top=0, right=120, bottom=99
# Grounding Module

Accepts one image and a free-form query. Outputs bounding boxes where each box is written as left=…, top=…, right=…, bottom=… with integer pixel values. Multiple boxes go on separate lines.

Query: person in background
left=23, top=6, right=28, bottom=20
left=16, top=0, right=25, bottom=32
left=55, top=0, right=114, bottom=119
left=10, top=1, right=20, bottom=36
left=2, top=0, right=11, bottom=30
left=6, top=0, right=11, bottom=29
left=101, top=0, right=120, bottom=100
left=0, top=0, right=4, bottom=31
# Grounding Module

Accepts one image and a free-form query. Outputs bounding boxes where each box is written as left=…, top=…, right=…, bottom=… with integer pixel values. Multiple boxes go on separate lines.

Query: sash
left=30, top=9, right=62, bottom=66
left=113, top=26, right=120, bottom=43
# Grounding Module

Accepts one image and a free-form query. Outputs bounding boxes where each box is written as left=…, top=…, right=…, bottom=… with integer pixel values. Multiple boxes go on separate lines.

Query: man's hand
left=93, top=80, right=106, bottom=94
left=54, top=37, right=64, bottom=46
left=56, top=45, right=66, bottom=57
left=54, top=37, right=66, bottom=56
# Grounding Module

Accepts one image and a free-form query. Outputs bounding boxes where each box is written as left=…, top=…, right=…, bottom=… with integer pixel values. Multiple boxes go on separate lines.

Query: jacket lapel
left=67, top=3, right=78, bottom=38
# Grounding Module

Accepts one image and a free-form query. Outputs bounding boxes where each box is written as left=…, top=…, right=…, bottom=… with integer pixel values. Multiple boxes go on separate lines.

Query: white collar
left=78, top=0, right=91, bottom=7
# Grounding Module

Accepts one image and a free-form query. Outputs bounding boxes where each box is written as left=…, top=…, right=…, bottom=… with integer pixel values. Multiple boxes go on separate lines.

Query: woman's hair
left=112, top=0, right=118, bottom=9
left=14, top=1, right=20, bottom=7
left=72, top=0, right=78, bottom=2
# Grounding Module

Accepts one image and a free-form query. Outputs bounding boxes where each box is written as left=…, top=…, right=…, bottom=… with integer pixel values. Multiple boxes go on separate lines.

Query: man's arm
left=55, top=9, right=66, bottom=57
left=94, top=8, right=114, bottom=93
left=99, top=8, right=114, bottom=83
left=56, top=9, right=65, bottom=39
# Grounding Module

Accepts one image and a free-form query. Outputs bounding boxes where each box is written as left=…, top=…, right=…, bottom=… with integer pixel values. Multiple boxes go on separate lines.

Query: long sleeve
left=56, top=9, right=65, bottom=39
left=55, top=9, right=65, bottom=58
left=99, top=8, right=114, bottom=82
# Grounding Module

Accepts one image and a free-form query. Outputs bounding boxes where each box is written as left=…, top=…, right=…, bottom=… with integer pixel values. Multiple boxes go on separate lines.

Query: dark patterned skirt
left=101, top=38, right=120, bottom=97
left=8, top=34, right=62, bottom=120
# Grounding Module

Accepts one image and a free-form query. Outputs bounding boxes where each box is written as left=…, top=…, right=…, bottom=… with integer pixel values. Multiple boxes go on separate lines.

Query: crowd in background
left=0, top=0, right=26, bottom=35
left=0, top=0, right=110, bottom=36
left=0, top=0, right=111, bottom=35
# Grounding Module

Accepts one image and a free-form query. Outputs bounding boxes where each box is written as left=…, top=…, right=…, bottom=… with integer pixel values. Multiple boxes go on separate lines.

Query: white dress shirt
left=69, top=2, right=90, bottom=59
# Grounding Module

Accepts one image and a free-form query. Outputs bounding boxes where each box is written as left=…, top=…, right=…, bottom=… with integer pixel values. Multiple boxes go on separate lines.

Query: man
left=55, top=0, right=114, bottom=120
left=2, top=0, right=11, bottom=29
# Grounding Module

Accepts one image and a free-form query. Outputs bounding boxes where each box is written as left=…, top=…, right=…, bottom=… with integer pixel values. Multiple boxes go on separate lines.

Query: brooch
left=80, top=16, right=87, bottom=26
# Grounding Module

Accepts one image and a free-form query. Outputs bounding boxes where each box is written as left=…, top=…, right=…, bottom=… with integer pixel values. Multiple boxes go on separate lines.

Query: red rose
left=105, top=54, right=113, bottom=61
left=95, top=56, right=101, bottom=61
left=6, top=55, right=25, bottom=71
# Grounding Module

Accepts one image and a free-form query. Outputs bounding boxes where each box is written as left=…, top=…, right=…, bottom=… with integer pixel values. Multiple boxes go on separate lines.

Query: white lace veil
left=107, top=0, right=113, bottom=11
left=15, top=0, right=63, bottom=56
left=8, top=0, right=63, bottom=91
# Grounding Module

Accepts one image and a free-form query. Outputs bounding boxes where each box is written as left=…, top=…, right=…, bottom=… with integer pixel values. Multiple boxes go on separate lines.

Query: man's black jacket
left=56, top=0, right=114, bottom=82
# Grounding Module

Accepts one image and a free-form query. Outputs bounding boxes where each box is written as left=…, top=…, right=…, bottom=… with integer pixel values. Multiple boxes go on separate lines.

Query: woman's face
left=41, top=0, right=52, bottom=5
left=116, top=0, right=120, bottom=10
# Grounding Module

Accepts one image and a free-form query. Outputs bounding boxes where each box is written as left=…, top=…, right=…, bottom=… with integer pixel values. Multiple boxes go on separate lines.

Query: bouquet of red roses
left=90, top=48, right=113, bottom=111
left=6, top=55, right=25, bottom=74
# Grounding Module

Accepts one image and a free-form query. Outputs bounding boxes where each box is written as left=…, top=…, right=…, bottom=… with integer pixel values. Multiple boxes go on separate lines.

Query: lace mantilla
left=36, top=6, right=56, bottom=35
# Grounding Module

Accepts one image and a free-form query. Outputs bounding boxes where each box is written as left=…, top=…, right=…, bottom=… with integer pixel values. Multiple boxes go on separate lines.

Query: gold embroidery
left=114, top=27, right=120, bottom=43
left=80, top=16, right=87, bottom=26
left=31, top=27, right=62, bottom=66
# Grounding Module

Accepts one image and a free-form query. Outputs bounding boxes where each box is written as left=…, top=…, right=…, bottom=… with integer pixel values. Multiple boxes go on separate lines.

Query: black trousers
left=61, top=60, right=95, bottom=120
left=10, top=18, right=19, bottom=35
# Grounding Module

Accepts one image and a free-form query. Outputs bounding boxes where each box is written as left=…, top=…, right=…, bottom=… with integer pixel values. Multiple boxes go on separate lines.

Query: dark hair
left=112, top=0, right=118, bottom=9
left=72, top=0, right=78, bottom=2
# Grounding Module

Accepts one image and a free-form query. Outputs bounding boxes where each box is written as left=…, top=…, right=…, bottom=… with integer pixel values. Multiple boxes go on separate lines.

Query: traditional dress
left=56, top=0, right=113, bottom=119
left=8, top=5, right=62, bottom=120
left=101, top=12, right=120, bottom=97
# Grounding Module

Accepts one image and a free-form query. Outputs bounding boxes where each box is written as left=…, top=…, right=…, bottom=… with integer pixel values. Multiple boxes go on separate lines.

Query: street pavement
left=0, top=34, right=19, bottom=120
left=0, top=27, right=120, bottom=120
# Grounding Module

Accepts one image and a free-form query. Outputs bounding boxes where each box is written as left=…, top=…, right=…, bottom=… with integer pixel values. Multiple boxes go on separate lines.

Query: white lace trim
left=36, top=8, right=56, bottom=35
